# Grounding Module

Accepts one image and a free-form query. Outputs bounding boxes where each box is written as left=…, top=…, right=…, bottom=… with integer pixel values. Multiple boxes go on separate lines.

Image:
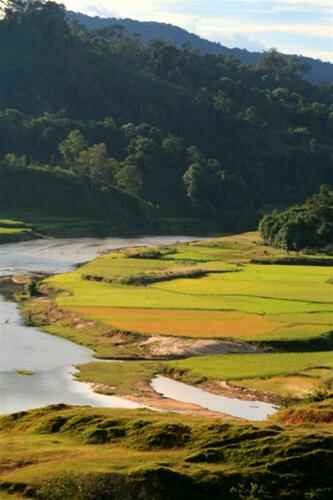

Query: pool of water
left=151, top=376, right=278, bottom=421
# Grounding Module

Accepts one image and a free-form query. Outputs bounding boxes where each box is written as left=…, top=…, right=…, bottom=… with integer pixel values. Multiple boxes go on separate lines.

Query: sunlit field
left=70, top=307, right=279, bottom=339
left=47, top=233, right=333, bottom=343
left=169, top=352, right=333, bottom=381
left=168, top=351, right=333, bottom=398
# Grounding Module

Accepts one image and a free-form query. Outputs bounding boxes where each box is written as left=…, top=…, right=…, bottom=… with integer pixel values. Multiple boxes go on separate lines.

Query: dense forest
left=0, top=0, right=332, bottom=230
left=70, top=11, right=333, bottom=85
left=260, top=185, right=333, bottom=251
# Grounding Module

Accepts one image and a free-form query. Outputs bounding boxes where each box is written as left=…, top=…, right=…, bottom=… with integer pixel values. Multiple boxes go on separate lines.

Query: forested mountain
left=0, top=0, right=332, bottom=231
left=69, top=11, right=333, bottom=85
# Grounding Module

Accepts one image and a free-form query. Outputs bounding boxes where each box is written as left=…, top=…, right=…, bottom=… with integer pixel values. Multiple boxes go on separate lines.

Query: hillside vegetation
left=0, top=165, right=154, bottom=233
left=260, top=185, right=333, bottom=250
left=0, top=1, right=332, bottom=229
left=1, top=404, right=333, bottom=499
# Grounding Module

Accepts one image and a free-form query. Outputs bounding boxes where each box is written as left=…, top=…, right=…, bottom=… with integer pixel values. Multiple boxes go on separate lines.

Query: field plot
left=235, top=375, right=324, bottom=399
left=48, top=242, right=333, bottom=343
left=70, top=307, right=279, bottom=338
left=168, top=352, right=333, bottom=399
left=169, top=352, right=333, bottom=381
left=152, top=265, right=333, bottom=304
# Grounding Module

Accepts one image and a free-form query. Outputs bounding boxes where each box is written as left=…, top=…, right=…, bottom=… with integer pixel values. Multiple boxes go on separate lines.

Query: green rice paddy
left=47, top=233, right=333, bottom=343
left=168, top=351, right=333, bottom=381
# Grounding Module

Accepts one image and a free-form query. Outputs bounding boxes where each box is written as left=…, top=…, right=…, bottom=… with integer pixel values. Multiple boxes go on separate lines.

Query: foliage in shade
left=69, top=10, right=333, bottom=86
left=260, top=185, right=333, bottom=250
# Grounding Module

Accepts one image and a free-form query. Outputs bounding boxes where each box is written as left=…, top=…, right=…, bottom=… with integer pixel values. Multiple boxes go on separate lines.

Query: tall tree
left=59, top=130, right=86, bottom=168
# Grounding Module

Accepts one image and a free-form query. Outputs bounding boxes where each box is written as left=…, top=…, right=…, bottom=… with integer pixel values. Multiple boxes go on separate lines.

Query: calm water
left=151, top=376, right=278, bottom=421
left=0, top=236, right=197, bottom=415
left=0, top=236, right=199, bottom=276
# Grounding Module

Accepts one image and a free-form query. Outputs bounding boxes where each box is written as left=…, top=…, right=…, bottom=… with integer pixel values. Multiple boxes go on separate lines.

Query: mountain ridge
left=69, top=11, right=333, bottom=85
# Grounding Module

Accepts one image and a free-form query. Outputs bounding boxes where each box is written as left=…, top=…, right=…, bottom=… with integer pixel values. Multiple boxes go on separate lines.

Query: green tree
left=59, top=130, right=86, bottom=168
left=77, top=143, right=115, bottom=185
left=257, top=49, right=307, bottom=82
left=3, top=153, right=27, bottom=168
left=183, top=162, right=205, bottom=203
left=115, top=164, right=143, bottom=196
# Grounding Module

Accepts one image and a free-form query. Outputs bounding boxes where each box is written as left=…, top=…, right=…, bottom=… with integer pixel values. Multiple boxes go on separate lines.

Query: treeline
left=0, top=1, right=332, bottom=227
left=259, top=185, right=333, bottom=250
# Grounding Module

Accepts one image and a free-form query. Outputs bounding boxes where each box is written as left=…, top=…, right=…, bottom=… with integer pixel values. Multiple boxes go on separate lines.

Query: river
left=0, top=236, right=278, bottom=420
left=0, top=236, right=198, bottom=415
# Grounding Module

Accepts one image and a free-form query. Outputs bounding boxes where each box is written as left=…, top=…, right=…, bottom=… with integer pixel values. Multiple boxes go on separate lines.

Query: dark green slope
left=0, top=166, right=154, bottom=233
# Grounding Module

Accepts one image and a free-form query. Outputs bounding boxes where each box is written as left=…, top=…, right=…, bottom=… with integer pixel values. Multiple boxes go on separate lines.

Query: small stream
left=0, top=236, right=278, bottom=420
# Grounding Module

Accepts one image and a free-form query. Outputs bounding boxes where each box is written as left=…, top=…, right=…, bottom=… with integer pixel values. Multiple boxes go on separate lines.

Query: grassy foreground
left=1, top=404, right=333, bottom=499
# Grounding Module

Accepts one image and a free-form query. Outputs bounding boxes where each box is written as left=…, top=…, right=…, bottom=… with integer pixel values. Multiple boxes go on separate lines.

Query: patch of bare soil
left=26, top=298, right=96, bottom=330
left=138, top=335, right=257, bottom=358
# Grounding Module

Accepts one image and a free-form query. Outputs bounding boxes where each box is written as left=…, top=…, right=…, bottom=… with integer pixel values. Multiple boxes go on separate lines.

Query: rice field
left=151, top=265, right=333, bottom=303
left=40, top=231, right=333, bottom=401
left=167, top=351, right=333, bottom=399
left=70, top=307, right=279, bottom=339
left=168, top=351, right=333, bottom=381
left=46, top=232, right=333, bottom=343
left=235, top=375, right=324, bottom=399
